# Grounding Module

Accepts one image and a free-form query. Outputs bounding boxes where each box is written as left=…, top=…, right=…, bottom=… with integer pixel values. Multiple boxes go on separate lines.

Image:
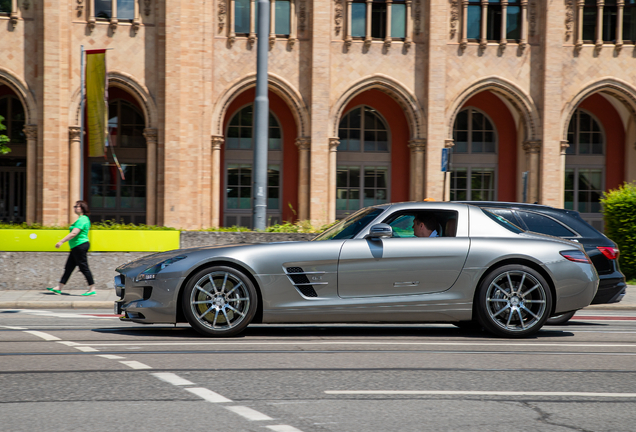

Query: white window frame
left=344, top=0, right=412, bottom=49
left=460, top=0, right=528, bottom=50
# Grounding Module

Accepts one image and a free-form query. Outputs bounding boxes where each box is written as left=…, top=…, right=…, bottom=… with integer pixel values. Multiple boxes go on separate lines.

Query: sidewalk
left=0, top=286, right=635, bottom=310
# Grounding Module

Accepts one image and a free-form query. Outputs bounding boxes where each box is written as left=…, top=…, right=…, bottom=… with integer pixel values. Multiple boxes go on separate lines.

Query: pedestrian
left=47, top=200, right=96, bottom=296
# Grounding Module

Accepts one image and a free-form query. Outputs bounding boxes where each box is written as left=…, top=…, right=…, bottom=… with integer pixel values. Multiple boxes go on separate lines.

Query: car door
left=337, top=211, right=470, bottom=298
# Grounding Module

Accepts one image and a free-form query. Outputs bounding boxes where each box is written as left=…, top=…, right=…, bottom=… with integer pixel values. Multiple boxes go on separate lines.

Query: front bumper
left=114, top=273, right=183, bottom=323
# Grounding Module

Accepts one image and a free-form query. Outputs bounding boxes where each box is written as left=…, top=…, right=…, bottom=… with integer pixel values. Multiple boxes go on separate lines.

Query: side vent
left=285, top=267, right=328, bottom=298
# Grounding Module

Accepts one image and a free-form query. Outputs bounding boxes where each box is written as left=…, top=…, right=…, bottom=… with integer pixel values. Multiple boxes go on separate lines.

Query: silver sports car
left=114, top=202, right=598, bottom=338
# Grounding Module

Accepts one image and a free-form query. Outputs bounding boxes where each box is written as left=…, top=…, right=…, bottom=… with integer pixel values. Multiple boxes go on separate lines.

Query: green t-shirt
left=69, top=215, right=90, bottom=249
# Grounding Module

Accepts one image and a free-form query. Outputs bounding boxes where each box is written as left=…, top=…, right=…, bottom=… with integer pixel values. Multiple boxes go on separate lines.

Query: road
left=2, top=309, right=636, bottom=432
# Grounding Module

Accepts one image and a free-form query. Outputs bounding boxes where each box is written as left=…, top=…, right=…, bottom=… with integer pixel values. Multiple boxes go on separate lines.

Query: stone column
left=523, top=140, right=541, bottom=203
left=345, top=0, right=353, bottom=48
left=500, top=0, right=508, bottom=50
left=384, top=0, right=393, bottom=49
left=269, top=0, right=276, bottom=48
left=596, top=0, right=604, bottom=50
left=68, top=127, right=81, bottom=224
left=295, top=137, right=310, bottom=220
left=460, top=0, right=469, bottom=49
left=408, top=139, right=426, bottom=201
left=289, top=0, right=297, bottom=46
left=404, top=0, right=413, bottom=48
left=575, top=0, right=584, bottom=50
left=144, top=128, right=158, bottom=226
left=617, top=0, right=625, bottom=51
left=229, top=0, right=236, bottom=44
left=480, top=0, right=488, bottom=49
left=328, top=138, right=340, bottom=221
left=24, top=125, right=37, bottom=224
left=365, top=0, right=373, bottom=45
left=519, top=0, right=528, bottom=50
left=211, top=135, right=224, bottom=227
left=249, top=0, right=257, bottom=46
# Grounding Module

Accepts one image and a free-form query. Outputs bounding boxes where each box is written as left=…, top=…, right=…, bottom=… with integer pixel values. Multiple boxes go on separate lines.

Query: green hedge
left=602, top=182, right=636, bottom=279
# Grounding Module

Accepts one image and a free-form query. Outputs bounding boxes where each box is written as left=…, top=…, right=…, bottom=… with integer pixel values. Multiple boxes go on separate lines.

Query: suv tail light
left=597, top=246, right=619, bottom=260
left=560, top=250, right=592, bottom=264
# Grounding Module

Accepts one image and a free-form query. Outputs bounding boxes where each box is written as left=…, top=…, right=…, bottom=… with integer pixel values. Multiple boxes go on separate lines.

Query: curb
left=0, top=301, right=114, bottom=309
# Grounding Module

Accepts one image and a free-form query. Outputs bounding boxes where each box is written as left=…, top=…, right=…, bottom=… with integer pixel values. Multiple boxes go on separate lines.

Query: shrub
left=601, top=182, right=636, bottom=279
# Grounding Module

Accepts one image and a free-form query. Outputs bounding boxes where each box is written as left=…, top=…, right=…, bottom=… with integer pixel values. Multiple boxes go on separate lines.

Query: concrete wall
left=0, top=232, right=316, bottom=290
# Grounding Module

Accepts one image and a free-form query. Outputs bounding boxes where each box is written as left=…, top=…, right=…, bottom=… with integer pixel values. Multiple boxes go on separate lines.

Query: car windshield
left=313, top=207, right=385, bottom=241
left=482, top=209, right=525, bottom=234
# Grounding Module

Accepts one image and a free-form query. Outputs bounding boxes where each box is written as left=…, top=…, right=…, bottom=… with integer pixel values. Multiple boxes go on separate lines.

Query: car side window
left=516, top=211, right=577, bottom=237
left=388, top=214, right=416, bottom=237
left=488, top=209, right=523, bottom=228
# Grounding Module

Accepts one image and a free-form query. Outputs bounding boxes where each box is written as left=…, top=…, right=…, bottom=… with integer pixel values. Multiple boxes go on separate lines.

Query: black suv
left=459, top=201, right=626, bottom=324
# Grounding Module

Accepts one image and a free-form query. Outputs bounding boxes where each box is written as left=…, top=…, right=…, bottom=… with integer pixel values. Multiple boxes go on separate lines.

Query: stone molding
left=329, top=137, right=340, bottom=151
left=23, top=124, right=37, bottom=140
left=329, top=74, right=425, bottom=141
left=298, top=0, right=307, bottom=31
left=211, top=135, right=224, bottom=150
left=69, top=126, right=81, bottom=141
left=560, top=140, right=570, bottom=155
left=408, top=139, right=426, bottom=152
left=450, top=0, right=459, bottom=39
left=414, top=0, right=421, bottom=34
left=0, top=67, right=37, bottom=124
left=522, top=140, right=541, bottom=154
left=565, top=0, right=574, bottom=41
left=335, top=0, right=344, bottom=35
left=447, top=76, right=540, bottom=142
left=144, top=0, right=152, bottom=16
left=529, top=0, right=537, bottom=36
left=444, top=139, right=455, bottom=148
left=212, top=73, right=310, bottom=138
left=218, top=0, right=227, bottom=31
left=295, top=137, right=311, bottom=151
left=562, top=78, right=636, bottom=139
left=143, top=128, right=158, bottom=143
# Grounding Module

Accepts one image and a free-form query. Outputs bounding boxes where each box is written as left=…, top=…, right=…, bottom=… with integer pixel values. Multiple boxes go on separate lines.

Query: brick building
left=1, top=0, right=635, bottom=230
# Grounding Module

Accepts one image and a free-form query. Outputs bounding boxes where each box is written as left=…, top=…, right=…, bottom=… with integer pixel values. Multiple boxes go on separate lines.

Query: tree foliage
left=601, top=182, right=636, bottom=279
left=0, top=115, right=11, bottom=155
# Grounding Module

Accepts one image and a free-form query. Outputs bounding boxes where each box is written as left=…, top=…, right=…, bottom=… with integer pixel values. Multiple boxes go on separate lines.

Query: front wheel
left=182, top=266, right=258, bottom=337
left=475, top=265, right=553, bottom=338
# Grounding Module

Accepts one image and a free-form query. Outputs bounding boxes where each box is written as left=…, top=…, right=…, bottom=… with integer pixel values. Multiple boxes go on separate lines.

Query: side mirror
left=365, top=223, right=393, bottom=240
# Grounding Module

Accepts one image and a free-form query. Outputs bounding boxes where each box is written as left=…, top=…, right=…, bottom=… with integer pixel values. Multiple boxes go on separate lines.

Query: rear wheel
left=182, top=266, right=257, bottom=337
left=476, top=265, right=552, bottom=338
left=546, top=310, right=577, bottom=325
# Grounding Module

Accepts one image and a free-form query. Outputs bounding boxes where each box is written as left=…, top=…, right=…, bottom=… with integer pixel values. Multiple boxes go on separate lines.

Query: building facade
left=1, top=0, right=635, bottom=230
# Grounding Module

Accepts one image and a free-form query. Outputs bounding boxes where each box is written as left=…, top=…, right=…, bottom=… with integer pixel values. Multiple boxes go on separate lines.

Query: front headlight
left=135, top=256, right=187, bottom=282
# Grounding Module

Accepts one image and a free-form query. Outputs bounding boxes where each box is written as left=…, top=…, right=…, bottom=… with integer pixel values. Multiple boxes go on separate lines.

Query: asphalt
left=0, top=286, right=635, bottom=310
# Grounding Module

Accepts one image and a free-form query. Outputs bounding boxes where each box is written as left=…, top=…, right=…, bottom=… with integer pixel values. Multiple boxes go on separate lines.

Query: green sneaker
left=46, top=287, right=62, bottom=295
left=81, top=291, right=96, bottom=296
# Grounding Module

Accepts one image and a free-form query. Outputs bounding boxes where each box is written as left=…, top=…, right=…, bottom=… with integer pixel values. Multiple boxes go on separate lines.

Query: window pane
left=0, top=0, right=10, bottom=13
left=623, top=7, right=636, bottom=41
left=275, top=0, right=291, bottom=35
left=583, top=8, right=597, bottom=41
left=517, top=211, right=576, bottom=237
left=117, top=0, right=135, bottom=20
left=371, top=3, right=386, bottom=38
left=486, top=5, right=502, bottom=40
left=391, top=4, right=406, bottom=38
left=235, top=0, right=250, bottom=33
left=95, top=0, right=112, bottom=19
left=506, top=6, right=521, bottom=39
left=603, top=7, right=618, bottom=41
left=467, top=6, right=481, bottom=39
left=352, top=3, right=366, bottom=37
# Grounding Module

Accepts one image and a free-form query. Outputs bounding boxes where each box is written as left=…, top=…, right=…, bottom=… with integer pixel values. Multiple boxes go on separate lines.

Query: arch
left=330, top=74, right=424, bottom=140
left=447, top=76, right=540, bottom=142
left=561, top=77, right=636, bottom=141
left=69, top=71, right=158, bottom=128
left=212, top=73, right=310, bottom=139
left=0, top=67, right=37, bottom=124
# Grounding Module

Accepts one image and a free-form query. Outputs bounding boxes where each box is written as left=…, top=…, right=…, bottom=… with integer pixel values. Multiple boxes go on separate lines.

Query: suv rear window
left=516, top=211, right=577, bottom=237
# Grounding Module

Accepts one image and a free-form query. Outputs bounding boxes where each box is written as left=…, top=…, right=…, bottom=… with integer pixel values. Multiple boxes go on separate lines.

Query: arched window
left=564, top=109, right=605, bottom=225
left=90, top=98, right=147, bottom=224
left=0, top=94, right=27, bottom=223
left=224, top=104, right=283, bottom=228
left=336, top=106, right=390, bottom=216
left=450, top=107, right=497, bottom=201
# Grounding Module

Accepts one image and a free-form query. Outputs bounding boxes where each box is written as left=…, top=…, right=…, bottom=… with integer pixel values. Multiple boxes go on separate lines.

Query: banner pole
left=80, top=45, right=85, bottom=200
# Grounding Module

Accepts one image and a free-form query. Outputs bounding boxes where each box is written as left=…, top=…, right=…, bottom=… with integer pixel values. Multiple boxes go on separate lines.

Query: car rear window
left=482, top=209, right=525, bottom=234
left=516, top=211, right=577, bottom=237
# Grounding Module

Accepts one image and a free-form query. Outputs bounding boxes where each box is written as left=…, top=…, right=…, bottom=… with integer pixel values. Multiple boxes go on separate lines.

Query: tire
left=475, top=264, right=553, bottom=338
left=182, top=266, right=258, bottom=337
left=545, top=310, right=577, bottom=325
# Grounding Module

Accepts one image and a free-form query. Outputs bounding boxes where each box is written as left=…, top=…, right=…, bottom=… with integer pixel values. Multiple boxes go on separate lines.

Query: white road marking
left=151, top=372, right=195, bottom=386
left=185, top=387, right=232, bottom=403
left=0, top=325, right=27, bottom=330
left=325, top=390, right=636, bottom=398
left=75, top=346, right=99, bottom=352
left=57, top=341, right=79, bottom=346
left=266, top=426, right=305, bottom=432
left=23, top=330, right=60, bottom=341
left=96, top=354, right=126, bottom=359
left=224, top=405, right=273, bottom=421
left=119, top=361, right=152, bottom=369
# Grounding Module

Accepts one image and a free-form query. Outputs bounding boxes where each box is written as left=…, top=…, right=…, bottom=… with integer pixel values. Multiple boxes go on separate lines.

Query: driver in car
left=412, top=213, right=439, bottom=238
